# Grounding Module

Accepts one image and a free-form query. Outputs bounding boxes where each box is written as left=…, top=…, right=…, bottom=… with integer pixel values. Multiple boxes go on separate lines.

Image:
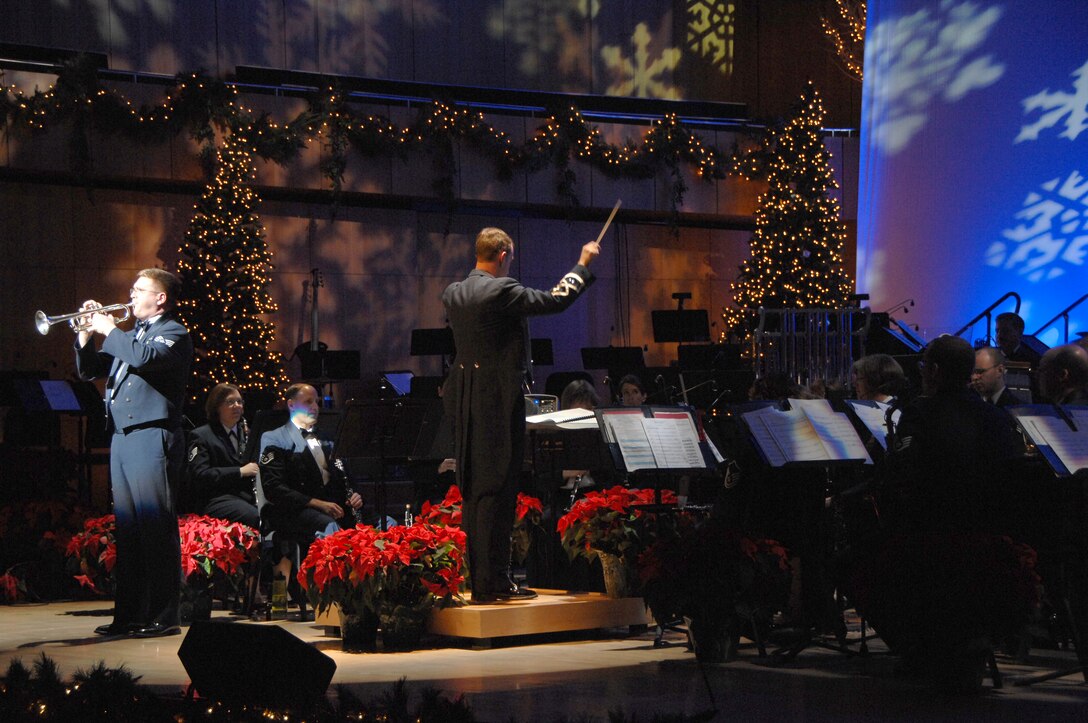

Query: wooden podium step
left=316, top=590, right=652, bottom=647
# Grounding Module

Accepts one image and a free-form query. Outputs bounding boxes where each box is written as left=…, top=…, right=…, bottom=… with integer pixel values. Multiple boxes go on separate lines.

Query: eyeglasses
left=222, top=398, right=244, bottom=407
left=130, top=286, right=160, bottom=296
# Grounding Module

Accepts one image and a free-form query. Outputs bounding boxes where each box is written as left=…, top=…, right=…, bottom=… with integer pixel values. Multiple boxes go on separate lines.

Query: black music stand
left=651, top=310, right=710, bottom=344
left=581, top=346, right=645, bottom=383
left=410, top=328, right=456, bottom=375
left=333, top=400, right=443, bottom=529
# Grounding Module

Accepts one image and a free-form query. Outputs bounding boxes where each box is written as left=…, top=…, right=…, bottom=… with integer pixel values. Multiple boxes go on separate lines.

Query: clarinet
left=333, top=458, right=363, bottom=525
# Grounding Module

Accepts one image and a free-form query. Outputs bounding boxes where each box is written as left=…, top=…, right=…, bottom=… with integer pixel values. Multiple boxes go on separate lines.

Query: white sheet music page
left=792, top=399, right=872, bottom=464
left=605, top=413, right=658, bottom=471
left=526, top=408, right=599, bottom=429
left=743, top=405, right=829, bottom=465
left=1021, top=414, right=1088, bottom=475
left=642, top=414, right=706, bottom=469
left=846, top=400, right=899, bottom=450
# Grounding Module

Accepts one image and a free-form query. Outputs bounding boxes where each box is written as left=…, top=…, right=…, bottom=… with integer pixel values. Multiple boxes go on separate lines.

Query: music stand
left=580, top=346, right=645, bottom=380
left=333, top=400, right=444, bottom=529
left=651, top=310, right=710, bottom=344
left=531, top=338, right=554, bottom=366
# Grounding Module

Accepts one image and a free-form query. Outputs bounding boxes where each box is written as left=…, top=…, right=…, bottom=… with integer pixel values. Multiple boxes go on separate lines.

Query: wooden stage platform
left=316, top=589, right=654, bottom=647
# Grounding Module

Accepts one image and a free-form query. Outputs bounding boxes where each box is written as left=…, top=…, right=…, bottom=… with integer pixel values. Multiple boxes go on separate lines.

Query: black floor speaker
left=178, top=620, right=336, bottom=707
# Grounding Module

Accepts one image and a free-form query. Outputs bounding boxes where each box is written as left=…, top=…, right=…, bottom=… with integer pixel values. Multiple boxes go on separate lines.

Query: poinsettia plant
left=177, top=514, right=260, bottom=586
left=418, top=484, right=463, bottom=527
left=556, top=486, right=678, bottom=561
left=512, top=492, right=544, bottom=565
left=297, top=521, right=467, bottom=619
left=65, top=514, right=117, bottom=595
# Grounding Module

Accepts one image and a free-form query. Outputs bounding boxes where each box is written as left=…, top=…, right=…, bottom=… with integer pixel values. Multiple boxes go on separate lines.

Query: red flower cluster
left=418, top=485, right=463, bottom=527
left=515, top=492, right=543, bottom=522
left=177, top=514, right=260, bottom=582
left=556, top=486, right=677, bottom=559
left=297, top=521, right=467, bottom=616
left=65, top=514, right=118, bottom=593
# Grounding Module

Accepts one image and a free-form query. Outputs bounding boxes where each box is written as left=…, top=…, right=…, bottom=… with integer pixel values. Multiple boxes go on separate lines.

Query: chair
left=242, top=471, right=306, bottom=618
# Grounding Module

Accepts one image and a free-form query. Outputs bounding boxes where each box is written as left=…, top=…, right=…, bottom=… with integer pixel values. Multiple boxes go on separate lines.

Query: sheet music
left=742, top=402, right=871, bottom=466
left=1019, top=414, right=1088, bottom=475
left=526, top=408, right=599, bottom=429
left=642, top=416, right=706, bottom=469
left=1068, top=407, right=1088, bottom=431
left=846, top=400, right=899, bottom=450
left=604, top=413, right=658, bottom=471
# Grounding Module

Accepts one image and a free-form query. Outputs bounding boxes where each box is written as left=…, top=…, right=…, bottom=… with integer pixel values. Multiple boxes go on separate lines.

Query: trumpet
left=34, top=303, right=134, bottom=335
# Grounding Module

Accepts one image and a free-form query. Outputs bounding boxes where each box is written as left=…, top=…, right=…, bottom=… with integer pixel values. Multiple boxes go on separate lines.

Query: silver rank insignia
left=188, top=446, right=198, bottom=462
left=260, top=450, right=275, bottom=465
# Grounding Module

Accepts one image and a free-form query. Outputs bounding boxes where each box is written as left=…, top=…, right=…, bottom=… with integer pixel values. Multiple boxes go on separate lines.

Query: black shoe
left=132, top=622, right=181, bottom=638
left=93, top=622, right=131, bottom=637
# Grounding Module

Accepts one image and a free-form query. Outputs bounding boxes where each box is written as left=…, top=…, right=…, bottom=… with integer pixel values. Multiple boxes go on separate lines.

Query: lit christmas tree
left=723, top=81, right=853, bottom=341
left=176, top=131, right=288, bottom=408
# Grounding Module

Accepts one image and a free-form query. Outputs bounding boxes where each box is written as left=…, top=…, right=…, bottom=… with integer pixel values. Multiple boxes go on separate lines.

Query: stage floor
left=3, top=601, right=1088, bottom=721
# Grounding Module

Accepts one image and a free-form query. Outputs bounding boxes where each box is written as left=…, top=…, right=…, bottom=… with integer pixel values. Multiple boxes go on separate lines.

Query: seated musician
left=971, top=347, right=1022, bottom=407
left=186, top=383, right=260, bottom=529
left=559, top=379, right=601, bottom=492
left=618, top=374, right=647, bottom=406
left=258, top=383, right=365, bottom=550
left=851, top=354, right=906, bottom=403
left=884, top=335, right=1023, bottom=533
left=1037, top=344, right=1088, bottom=405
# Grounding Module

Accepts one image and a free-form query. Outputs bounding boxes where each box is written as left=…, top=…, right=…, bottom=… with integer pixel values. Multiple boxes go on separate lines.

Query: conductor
left=443, top=228, right=600, bottom=603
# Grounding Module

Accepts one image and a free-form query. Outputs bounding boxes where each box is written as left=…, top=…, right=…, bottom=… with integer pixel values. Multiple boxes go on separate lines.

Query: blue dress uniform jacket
left=441, top=264, right=593, bottom=595
left=188, top=422, right=259, bottom=529
left=75, top=311, right=192, bottom=630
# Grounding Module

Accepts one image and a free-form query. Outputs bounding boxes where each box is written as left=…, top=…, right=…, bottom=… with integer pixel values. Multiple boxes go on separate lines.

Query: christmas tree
left=176, top=131, right=288, bottom=409
left=723, top=81, right=853, bottom=340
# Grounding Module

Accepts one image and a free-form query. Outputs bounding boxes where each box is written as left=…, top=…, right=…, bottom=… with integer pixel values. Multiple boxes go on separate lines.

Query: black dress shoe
left=93, top=622, right=131, bottom=636
left=132, top=622, right=181, bottom=638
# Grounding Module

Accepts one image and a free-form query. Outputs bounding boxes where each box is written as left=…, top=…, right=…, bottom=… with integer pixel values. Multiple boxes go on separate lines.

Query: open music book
left=1009, top=405, right=1088, bottom=477
left=525, top=408, right=599, bottom=430
left=595, top=407, right=707, bottom=472
left=742, top=398, right=872, bottom=467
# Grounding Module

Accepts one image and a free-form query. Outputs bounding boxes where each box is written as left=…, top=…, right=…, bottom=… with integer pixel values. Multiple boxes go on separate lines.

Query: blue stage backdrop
left=857, top=0, right=1088, bottom=345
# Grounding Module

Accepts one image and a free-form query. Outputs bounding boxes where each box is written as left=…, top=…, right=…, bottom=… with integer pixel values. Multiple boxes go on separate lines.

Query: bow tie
left=135, top=320, right=150, bottom=332
left=301, top=429, right=317, bottom=439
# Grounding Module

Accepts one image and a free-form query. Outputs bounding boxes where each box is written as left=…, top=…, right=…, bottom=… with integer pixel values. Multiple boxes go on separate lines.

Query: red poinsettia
left=177, top=514, right=260, bottom=583
left=418, top=485, right=463, bottom=527
left=556, top=485, right=677, bottom=560
left=298, top=521, right=467, bottom=617
left=65, top=514, right=118, bottom=594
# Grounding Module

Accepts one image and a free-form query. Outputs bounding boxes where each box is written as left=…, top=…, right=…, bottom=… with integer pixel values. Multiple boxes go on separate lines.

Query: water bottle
left=271, top=572, right=288, bottom=620
left=404, top=504, right=414, bottom=527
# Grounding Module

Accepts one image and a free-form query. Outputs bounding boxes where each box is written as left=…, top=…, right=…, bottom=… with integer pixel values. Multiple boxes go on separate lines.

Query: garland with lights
left=722, top=82, right=853, bottom=341
left=175, top=131, right=289, bottom=406
left=822, top=0, right=866, bottom=81
left=0, top=56, right=729, bottom=216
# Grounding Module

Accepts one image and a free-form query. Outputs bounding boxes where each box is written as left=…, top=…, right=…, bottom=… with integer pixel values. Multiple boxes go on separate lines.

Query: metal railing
left=1031, top=293, right=1088, bottom=345
left=953, top=292, right=1021, bottom=343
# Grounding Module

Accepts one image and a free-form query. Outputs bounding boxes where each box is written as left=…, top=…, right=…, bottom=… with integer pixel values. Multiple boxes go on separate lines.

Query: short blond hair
left=139, top=268, right=181, bottom=308
left=475, top=228, right=513, bottom=261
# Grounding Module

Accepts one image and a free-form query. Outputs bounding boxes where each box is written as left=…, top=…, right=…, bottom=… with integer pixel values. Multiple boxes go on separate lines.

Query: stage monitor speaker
left=178, top=620, right=336, bottom=708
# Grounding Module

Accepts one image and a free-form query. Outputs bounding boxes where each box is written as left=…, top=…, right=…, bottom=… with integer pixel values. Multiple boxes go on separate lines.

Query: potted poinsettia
left=65, top=514, right=117, bottom=596
left=556, top=485, right=677, bottom=598
left=176, top=514, right=260, bottom=621
left=418, top=484, right=544, bottom=566
left=298, top=521, right=467, bottom=652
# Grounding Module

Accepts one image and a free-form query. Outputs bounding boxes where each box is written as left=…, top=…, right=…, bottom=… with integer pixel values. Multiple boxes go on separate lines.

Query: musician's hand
left=89, top=311, right=117, bottom=336
left=346, top=492, right=363, bottom=510
left=309, top=499, right=344, bottom=519
left=239, top=462, right=259, bottom=478
left=578, top=240, right=601, bottom=267
left=438, top=458, right=457, bottom=475
left=77, top=300, right=101, bottom=345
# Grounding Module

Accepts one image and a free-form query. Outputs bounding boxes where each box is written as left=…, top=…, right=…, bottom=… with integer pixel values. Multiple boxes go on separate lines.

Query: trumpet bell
left=34, top=310, right=52, bottom=335
left=34, top=303, right=134, bottom=335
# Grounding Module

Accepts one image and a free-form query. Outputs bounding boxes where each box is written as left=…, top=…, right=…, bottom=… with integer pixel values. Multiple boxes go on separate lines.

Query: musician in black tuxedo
left=257, top=383, right=363, bottom=548
left=75, top=268, right=192, bottom=638
left=971, top=347, right=1022, bottom=408
left=187, top=383, right=259, bottom=529
left=443, top=227, right=599, bottom=603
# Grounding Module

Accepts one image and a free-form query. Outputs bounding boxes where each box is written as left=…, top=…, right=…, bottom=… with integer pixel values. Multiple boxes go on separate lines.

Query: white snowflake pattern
left=864, top=1, right=1005, bottom=154
left=687, top=0, right=736, bottom=76
left=1016, top=59, right=1088, bottom=144
left=487, top=0, right=590, bottom=77
left=984, top=170, right=1088, bottom=283
left=601, top=22, right=682, bottom=99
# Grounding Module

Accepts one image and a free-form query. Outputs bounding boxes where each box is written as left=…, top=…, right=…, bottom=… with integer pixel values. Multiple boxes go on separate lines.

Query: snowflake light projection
left=985, top=170, right=1088, bottom=283
left=601, top=21, right=682, bottom=99
left=864, top=1, right=1005, bottom=154
left=687, top=1, right=735, bottom=76
left=487, top=0, right=598, bottom=77
left=1016, top=58, right=1088, bottom=143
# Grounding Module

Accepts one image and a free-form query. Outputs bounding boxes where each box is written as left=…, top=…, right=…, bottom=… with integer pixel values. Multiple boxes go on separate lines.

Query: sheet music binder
left=843, top=399, right=901, bottom=451
left=737, top=398, right=871, bottom=468
left=594, top=405, right=712, bottom=473
left=1008, top=404, right=1088, bottom=477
